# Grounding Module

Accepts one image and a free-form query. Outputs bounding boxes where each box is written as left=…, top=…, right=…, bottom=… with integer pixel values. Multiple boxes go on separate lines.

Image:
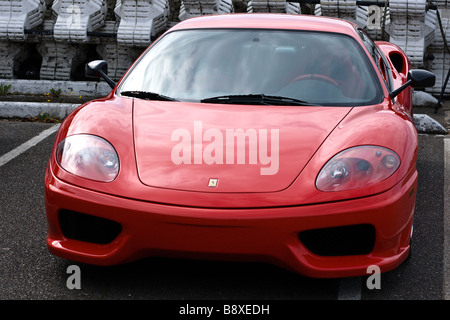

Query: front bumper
left=45, top=168, right=416, bottom=278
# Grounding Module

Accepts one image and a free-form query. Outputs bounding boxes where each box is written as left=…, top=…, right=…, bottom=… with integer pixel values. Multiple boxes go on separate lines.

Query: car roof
left=170, top=13, right=360, bottom=36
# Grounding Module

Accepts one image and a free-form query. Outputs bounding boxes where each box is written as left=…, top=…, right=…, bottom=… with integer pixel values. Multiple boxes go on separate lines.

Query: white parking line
left=444, top=137, right=450, bottom=299
left=0, top=124, right=60, bottom=168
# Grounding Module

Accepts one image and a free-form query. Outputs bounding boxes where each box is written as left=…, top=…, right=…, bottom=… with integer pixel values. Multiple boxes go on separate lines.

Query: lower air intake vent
left=299, top=224, right=375, bottom=256
left=59, top=210, right=122, bottom=244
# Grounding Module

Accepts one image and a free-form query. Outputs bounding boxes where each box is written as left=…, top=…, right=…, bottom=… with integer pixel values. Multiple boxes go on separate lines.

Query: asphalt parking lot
left=0, top=104, right=449, bottom=305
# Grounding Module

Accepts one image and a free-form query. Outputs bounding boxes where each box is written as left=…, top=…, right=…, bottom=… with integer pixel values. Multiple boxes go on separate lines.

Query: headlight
left=316, top=146, right=400, bottom=192
left=56, top=134, right=119, bottom=182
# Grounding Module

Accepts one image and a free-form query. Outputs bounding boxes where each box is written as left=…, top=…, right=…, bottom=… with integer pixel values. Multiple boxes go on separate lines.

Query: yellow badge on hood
left=208, top=178, right=218, bottom=187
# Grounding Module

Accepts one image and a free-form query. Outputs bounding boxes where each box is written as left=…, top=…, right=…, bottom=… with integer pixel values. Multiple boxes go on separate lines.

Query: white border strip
left=0, top=124, right=60, bottom=168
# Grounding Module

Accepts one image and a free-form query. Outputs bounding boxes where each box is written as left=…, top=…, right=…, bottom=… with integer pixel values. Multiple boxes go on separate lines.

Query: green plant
left=49, top=88, right=62, bottom=98
left=35, top=111, right=61, bottom=123
left=0, top=83, right=11, bottom=96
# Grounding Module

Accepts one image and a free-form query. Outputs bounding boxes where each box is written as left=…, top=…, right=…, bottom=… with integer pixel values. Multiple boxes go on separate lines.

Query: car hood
left=133, top=100, right=352, bottom=193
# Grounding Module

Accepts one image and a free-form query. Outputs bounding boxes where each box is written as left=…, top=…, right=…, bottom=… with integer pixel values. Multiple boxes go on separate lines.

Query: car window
left=119, top=29, right=384, bottom=106
left=357, top=28, right=391, bottom=91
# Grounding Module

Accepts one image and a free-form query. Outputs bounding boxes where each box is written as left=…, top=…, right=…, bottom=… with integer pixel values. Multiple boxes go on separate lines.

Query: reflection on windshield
left=119, top=29, right=383, bottom=106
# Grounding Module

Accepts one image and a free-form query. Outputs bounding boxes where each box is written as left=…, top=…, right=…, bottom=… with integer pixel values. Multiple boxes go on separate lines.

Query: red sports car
left=45, top=13, right=435, bottom=278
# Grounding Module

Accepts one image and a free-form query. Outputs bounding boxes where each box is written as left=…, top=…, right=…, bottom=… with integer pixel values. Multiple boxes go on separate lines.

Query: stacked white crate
left=96, top=20, right=142, bottom=81
left=247, top=0, right=301, bottom=14
left=52, top=0, right=107, bottom=42
left=315, top=0, right=357, bottom=22
left=179, top=0, right=233, bottom=21
left=37, top=0, right=107, bottom=80
left=38, top=40, right=78, bottom=80
left=425, top=5, right=450, bottom=94
left=0, top=0, right=172, bottom=81
left=0, top=41, right=24, bottom=79
left=0, top=0, right=46, bottom=40
left=114, top=0, right=169, bottom=46
left=385, top=0, right=435, bottom=67
left=0, top=0, right=46, bottom=78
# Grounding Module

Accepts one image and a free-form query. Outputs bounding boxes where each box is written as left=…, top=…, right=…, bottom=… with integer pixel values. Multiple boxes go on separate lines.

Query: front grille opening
left=59, top=210, right=122, bottom=244
left=299, top=224, right=375, bottom=256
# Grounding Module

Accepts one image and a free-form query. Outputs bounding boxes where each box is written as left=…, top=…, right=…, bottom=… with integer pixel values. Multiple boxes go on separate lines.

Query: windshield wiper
left=121, top=90, right=178, bottom=102
left=200, top=94, right=314, bottom=106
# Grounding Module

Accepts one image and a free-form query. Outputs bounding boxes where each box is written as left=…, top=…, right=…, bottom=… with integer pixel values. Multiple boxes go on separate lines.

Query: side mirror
left=390, top=69, right=435, bottom=100
left=85, top=60, right=116, bottom=89
left=408, top=69, right=436, bottom=87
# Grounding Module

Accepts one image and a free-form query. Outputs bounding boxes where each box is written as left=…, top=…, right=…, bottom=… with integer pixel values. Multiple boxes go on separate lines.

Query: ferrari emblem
left=208, top=178, right=218, bottom=187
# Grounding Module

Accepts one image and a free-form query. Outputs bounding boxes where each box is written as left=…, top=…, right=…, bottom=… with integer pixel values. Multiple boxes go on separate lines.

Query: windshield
left=119, top=29, right=383, bottom=106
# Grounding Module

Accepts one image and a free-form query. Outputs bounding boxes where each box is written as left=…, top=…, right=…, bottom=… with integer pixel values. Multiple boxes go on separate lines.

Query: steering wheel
left=290, top=74, right=339, bottom=88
